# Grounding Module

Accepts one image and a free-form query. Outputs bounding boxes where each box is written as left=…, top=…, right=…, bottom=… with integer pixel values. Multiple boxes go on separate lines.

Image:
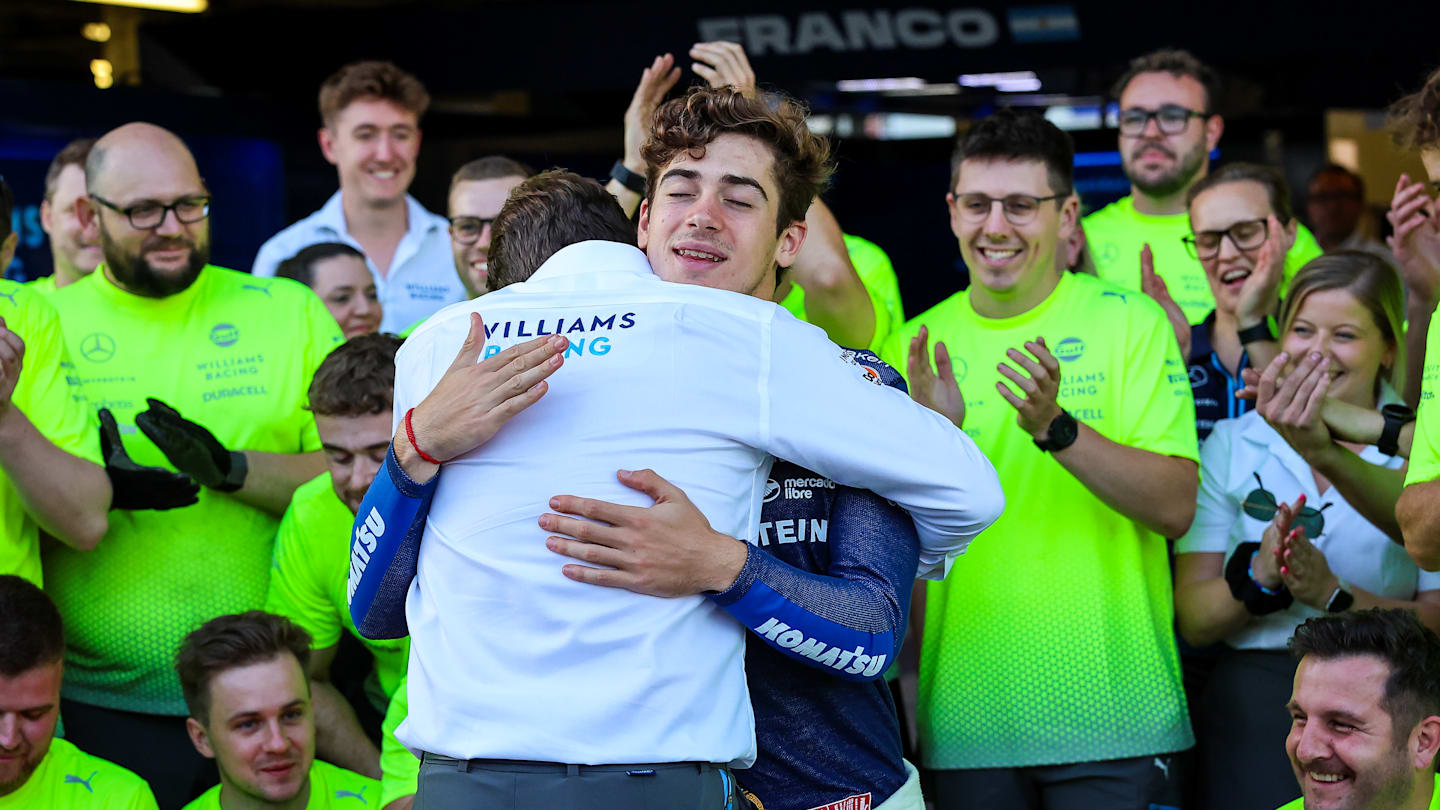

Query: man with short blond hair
left=253, top=61, right=463, bottom=332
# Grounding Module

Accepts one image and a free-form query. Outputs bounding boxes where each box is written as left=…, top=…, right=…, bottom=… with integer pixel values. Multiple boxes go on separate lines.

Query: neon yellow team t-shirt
left=44, top=266, right=343, bottom=714
left=265, top=472, right=409, bottom=704
left=27, top=274, right=58, bottom=295
left=777, top=234, right=904, bottom=352
left=1275, top=774, right=1440, bottom=809
left=1407, top=311, right=1440, bottom=486
left=1085, top=195, right=1324, bottom=325
left=379, top=678, right=418, bottom=808
left=0, top=738, right=159, bottom=810
left=183, top=760, right=379, bottom=810
left=0, top=280, right=102, bottom=586
left=883, top=271, right=1199, bottom=768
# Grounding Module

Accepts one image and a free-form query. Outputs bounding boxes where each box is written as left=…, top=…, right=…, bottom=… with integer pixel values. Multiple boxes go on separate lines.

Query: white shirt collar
left=313, top=190, right=443, bottom=237
left=527, top=241, right=654, bottom=282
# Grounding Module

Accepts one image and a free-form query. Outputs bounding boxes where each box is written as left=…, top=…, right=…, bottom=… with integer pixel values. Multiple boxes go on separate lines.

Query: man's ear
left=636, top=198, right=651, bottom=250
left=774, top=218, right=808, bottom=270
left=0, top=232, right=17, bottom=273
left=1412, top=715, right=1440, bottom=769
left=1204, top=114, right=1225, bottom=153
left=186, top=717, right=217, bottom=760
left=1057, top=192, right=1080, bottom=242
left=318, top=128, right=338, bottom=166
left=39, top=199, right=54, bottom=236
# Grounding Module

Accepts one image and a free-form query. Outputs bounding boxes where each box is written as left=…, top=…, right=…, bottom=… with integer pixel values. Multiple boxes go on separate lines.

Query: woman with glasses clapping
left=1173, top=251, right=1440, bottom=810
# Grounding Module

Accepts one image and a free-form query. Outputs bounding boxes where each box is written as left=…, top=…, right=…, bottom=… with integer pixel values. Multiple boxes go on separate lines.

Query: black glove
left=99, top=408, right=200, bottom=511
left=134, top=398, right=248, bottom=492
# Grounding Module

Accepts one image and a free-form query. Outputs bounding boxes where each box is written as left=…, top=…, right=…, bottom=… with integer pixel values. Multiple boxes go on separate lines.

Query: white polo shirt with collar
left=392, top=240, right=1004, bottom=767
left=251, top=191, right=465, bottom=333
left=1177, top=407, right=1440, bottom=650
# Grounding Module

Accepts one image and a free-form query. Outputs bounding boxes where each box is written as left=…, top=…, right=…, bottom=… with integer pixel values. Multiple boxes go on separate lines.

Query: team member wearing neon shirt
left=446, top=156, right=532, bottom=298
left=1086, top=49, right=1322, bottom=326
left=1391, top=65, right=1440, bottom=566
left=253, top=61, right=463, bottom=333
left=177, top=612, right=379, bottom=810
left=1277, top=609, right=1440, bottom=810
left=0, top=575, right=158, bottom=810
left=0, top=177, right=110, bottom=585
left=884, top=109, right=1199, bottom=808
left=276, top=244, right=383, bottom=339
left=34, top=138, right=104, bottom=294
left=45, top=123, right=342, bottom=809
left=266, top=335, right=408, bottom=779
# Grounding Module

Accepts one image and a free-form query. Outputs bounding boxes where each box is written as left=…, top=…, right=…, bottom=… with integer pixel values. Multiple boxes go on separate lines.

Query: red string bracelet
left=404, top=408, right=443, bottom=465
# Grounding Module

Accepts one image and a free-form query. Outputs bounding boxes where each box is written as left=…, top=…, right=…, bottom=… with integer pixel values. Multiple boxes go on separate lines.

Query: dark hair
left=319, top=61, right=430, bottom=127
left=0, top=575, right=64, bottom=677
left=276, top=242, right=367, bottom=289
left=1111, top=48, right=1222, bottom=114
left=308, top=333, right=402, bottom=418
left=1389, top=65, right=1440, bottom=152
left=449, top=155, right=535, bottom=196
left=488, top=169, right=638, bottom=291
left=1290, top=609, right=1440, bottom=736
left=643, top=86, right=833, bottom=234
left=1186, top=162, right=1295, bottom=224
left=0, top=176, right=12, bottom=243
left=44, top=138, right=96, bottom=202
left=1307, top=163, right=1364, bottom=200
left=175, top=611, right=312, bottom=725
left=949, top=108, right=1075, bottom=199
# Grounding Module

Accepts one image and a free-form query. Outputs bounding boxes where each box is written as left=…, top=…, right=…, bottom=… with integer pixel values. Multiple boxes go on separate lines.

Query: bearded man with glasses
left=43, top=122, right=342, bottom=808
left=882, top=109, right=1199, bottom=810
left=1086, top=49, right=1323, bottom=326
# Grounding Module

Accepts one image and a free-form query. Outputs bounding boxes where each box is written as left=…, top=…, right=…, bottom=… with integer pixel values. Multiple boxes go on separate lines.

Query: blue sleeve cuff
left=347, top=443, right=437, bottom=639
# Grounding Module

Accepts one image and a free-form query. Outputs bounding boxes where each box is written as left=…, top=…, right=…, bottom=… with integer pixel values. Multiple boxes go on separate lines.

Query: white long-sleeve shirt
left=393, top=240, right=1003, bottom=766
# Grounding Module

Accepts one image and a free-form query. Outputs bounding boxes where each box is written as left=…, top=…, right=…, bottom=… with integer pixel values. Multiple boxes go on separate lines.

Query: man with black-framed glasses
left=446, top=156, right=533, bottom=299
left=43, top=122, right=343, bottom=808
left=1086, top=49, right=1323, bottom=326
left=883, top=109, right=1199, bottom=810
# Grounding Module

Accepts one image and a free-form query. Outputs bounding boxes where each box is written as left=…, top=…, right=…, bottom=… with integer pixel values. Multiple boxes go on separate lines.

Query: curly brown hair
left=308, top=333, right=403, bottom=418
left=642, top=86, right=833, bottom=234
left=319, top=60, right=430, bottom=127
left=1389, top=65, right=1440, bottom=152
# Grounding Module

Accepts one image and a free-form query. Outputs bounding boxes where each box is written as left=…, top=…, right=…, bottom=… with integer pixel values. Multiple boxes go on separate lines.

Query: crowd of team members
left=3, top=37, right=1440, bottom=810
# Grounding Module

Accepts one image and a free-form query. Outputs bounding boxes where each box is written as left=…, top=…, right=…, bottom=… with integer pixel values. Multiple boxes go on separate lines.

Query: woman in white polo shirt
left=1174, top=251, right=1440, bottom=810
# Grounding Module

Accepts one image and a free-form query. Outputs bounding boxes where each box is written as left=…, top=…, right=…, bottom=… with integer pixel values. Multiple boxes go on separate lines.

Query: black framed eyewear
left=1241, top=472, right=1331, bottom=539
left=1182, top=218, right=1270, bottom=260
left=92, top=195, right=211, bottom=230
left=448, top=216, right=495, bottom=245
left=1117, top=105, right=1207, bottom=136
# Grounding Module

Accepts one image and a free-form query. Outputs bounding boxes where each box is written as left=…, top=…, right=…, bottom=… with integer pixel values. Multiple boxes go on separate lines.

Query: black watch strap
left=1379, top=404, right=1416, bottom=457
left=610, top=161, right=646, bottom=195
left=1237, top=321, right=1274, bottom=344
left=1034, top=410, right=1079, bottom=453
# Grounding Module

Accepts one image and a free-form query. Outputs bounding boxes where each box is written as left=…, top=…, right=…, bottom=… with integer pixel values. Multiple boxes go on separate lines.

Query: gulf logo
left=210, top=323, right=239, bottom=347
left=1055, top=337, right=1085, bottom=362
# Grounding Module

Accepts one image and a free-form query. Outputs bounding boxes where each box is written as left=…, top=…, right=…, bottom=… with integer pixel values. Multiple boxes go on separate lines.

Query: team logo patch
left=80, top=333, right=116, bottom=363
left=0, top=290, right=15, bottom=306
left=210, top=323, right=239, bottom=347
left=65, top=771, right=98, bottom=793
left=1189, top=366, right=1209, bottom=388
left=805, top=794, right=871, bottom=810
left=859, top=366, right=882, bottom=385
left=1055, top=337, right=1085, bottom=362
left=763, top=479, right=781, bottom=503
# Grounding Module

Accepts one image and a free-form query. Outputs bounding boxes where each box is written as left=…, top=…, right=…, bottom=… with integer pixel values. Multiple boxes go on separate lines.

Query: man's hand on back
left=541, top=468, right=750, bottom=597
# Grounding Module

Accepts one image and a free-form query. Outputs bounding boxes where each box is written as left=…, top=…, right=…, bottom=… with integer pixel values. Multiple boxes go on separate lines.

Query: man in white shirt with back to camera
left=251, top=61, right=464, bottom=332
left=347, top=86, right=1004, bottom=809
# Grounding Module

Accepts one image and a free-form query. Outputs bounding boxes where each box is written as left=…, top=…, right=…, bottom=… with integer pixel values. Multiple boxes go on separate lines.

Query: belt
left=423, top=754, right=720, bottom=777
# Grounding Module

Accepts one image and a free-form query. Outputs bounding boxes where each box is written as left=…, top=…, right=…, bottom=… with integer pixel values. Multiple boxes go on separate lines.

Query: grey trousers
left=415, top=754, right=738, bottom=810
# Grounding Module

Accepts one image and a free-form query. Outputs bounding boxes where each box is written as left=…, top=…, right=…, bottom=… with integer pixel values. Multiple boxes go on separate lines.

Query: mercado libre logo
left=80, top=333, right=115, bottom=363
left=1055, top=337, right=1085, bottom=363
left=210, top=323, right=239, bottom=347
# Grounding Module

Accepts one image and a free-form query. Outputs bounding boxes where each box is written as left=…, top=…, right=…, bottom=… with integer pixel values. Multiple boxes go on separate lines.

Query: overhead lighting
left=958, top=71, right=1042, bottom=92
left=836, top=77, right=926, bottom=93
left=90, top=58, right=114, bottom=89
left=71, top=0, right=208, bottom=12
left=862, top=113, right=957, bottom=141
left=81, top=22, right=111, bottom=42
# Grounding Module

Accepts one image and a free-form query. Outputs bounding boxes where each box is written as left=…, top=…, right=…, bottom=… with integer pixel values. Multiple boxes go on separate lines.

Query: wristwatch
left=1034, top=410, right=1079, bottom=453
left=1237, top=320, right=1274, bottom=344
left=1379, top=403, right=1416, bottom=457
left=610, top=160, right=647, bottom=195
left=1325, top=580, right=1355, bottom=613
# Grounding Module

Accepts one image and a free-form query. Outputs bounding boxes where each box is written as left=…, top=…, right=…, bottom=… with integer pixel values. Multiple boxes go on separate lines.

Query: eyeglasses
left=92, top=195, right=210, bottom=230
left=953, top=193, right=1067, bottom=226
left=1117, top=105, right=1207, bottom=136
left=1242, top=473, right=1331, bottom=539
left=448, top=216, right=495, bottom=246
left=1182, top=218, right=1270, bottom=260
